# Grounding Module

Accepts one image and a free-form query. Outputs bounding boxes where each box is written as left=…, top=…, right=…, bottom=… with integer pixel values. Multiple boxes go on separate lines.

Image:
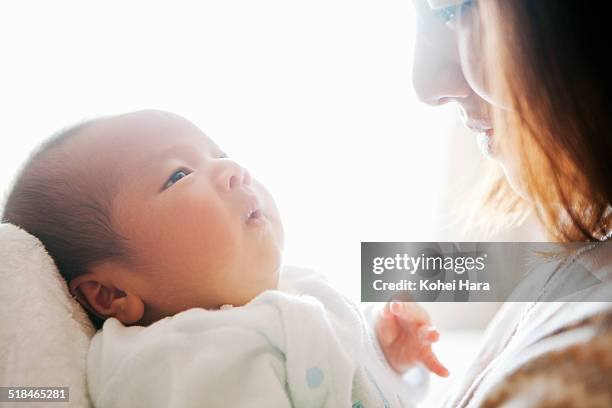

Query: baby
left=2, top=110, right=447, bottom=407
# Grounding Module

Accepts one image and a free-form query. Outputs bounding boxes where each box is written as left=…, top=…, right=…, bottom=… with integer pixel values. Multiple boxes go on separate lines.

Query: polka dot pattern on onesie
left=305, top=367, right=324, bottom=388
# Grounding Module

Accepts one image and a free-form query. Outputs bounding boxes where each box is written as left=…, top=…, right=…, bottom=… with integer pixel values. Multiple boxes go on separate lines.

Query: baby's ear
left=69, top=273, right=144, bottom=325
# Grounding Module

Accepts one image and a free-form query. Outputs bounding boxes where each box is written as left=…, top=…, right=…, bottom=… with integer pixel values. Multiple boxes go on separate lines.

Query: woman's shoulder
left=480, top=311, right=612, bottom=407
left=509, top=240, right=612, bottom=303
left=465, top=240, right=612, bottom=407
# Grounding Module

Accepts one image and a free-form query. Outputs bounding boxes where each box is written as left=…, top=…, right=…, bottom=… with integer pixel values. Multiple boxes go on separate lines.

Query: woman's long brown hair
left=478, top=0, right=612, bottom=242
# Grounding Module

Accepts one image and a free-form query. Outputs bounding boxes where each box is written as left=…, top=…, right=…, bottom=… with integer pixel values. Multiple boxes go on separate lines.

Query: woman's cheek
left=457, top=19, right=511, bottom=109
left=457, top=25, right=489, bottom=101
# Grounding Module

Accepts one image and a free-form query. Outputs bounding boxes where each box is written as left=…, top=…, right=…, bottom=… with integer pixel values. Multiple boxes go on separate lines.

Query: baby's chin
left=224, top=268, right=281, bottom=308
left=256, top=266, right=282, bottom=294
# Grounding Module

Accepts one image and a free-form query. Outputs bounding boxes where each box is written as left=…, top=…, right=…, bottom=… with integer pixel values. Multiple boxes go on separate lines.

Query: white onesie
left=87, top=266, right=427, bottom=407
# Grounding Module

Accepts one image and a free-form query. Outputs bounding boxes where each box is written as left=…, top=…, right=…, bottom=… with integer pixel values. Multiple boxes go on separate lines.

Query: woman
left=412, top=0, right=611, bottom=406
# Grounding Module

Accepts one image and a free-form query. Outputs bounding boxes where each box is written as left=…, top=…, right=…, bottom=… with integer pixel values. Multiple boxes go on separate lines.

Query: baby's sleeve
left=360, top=303, right=430, bottom=404
left=88, top=318, right=292, bottom=408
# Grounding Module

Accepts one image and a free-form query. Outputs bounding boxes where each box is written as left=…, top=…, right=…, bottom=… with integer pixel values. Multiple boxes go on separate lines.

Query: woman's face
left=412, top=0, right=525, bottom=195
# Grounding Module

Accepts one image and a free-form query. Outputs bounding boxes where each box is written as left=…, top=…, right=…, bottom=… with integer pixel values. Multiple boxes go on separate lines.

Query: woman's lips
left=465, top=120, right=493, bottom=136
left=476, top=131, right=495, bottom=158
left=464, top=120, right=495, bottom=158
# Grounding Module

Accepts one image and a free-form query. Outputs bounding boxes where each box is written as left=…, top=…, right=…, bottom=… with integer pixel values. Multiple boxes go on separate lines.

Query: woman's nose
left=412, top=31, right=471, bottom=106
left=213, top=159, right=252, bottom=192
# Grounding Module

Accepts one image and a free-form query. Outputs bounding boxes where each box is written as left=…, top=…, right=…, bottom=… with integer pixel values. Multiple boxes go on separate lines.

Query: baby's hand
left=375, top=302, right=449, bottom=377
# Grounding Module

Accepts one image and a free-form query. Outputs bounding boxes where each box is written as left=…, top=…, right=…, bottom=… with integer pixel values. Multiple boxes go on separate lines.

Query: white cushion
left=0, top=223, right=94, bottom=407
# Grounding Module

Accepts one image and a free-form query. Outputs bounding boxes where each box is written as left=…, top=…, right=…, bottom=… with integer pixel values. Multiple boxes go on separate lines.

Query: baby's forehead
left=53, top=112, right=190, bottom=177
left=72, top=110, right=209, bottom=158
left=31, top=110, right=212, bottom=222
left=91, top=110, right=199, bottom=142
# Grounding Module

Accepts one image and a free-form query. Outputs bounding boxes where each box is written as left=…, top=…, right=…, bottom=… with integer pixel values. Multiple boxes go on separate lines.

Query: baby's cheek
left=140, top=197, right=240, bottom=277
left=179, top=201, right=241, bottom=269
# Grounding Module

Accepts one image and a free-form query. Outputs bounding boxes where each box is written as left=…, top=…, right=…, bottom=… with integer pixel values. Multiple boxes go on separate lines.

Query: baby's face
left=78, top=111, right=284, bottom=321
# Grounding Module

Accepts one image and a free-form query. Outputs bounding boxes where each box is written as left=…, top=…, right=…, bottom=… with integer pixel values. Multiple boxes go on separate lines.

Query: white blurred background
left=0, top=2, right=542, bottom=406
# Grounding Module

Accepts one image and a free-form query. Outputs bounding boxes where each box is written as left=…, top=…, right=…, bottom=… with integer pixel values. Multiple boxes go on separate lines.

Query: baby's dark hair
left=1, top=120, right=129, bottom=329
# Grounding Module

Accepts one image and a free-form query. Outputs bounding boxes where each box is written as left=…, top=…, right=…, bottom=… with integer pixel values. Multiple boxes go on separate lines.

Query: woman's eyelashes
left=434, top=0, right=474, bottom=26
left=163, top=169, right=191, bottom=190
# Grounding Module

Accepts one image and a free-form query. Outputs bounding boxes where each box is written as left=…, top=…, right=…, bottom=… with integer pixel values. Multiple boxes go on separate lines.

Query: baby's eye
left=434, top=0, right=475, bottom=26
left=163, top=169, right=190, bottom=190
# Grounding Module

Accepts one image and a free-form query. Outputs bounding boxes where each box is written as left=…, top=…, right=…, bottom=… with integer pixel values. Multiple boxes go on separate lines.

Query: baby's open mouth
left=244, top=194, right=265, bottom=226
left=247, top=209, right=262, bottom=220
left=246, top=206, right=266, bottom=227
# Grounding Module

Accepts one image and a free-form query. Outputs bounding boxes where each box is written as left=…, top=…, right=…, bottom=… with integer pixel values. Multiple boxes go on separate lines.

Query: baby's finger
left=417, top=326, right=440, bottom=345
left=390, top=302, right=430, bottom=324
left=377, top=309, right=400, bottom=346
left=422, top=348, right=449, bottom=378
left=383, top=301, right=397, bottom=317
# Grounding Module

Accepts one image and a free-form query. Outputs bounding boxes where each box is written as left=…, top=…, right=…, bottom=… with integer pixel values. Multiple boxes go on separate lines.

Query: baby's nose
left=214, top=159, right=252, bottom=192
